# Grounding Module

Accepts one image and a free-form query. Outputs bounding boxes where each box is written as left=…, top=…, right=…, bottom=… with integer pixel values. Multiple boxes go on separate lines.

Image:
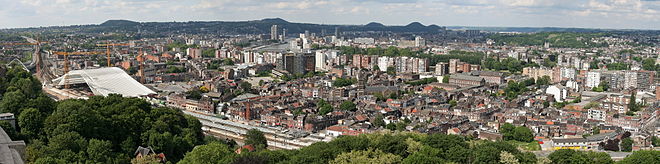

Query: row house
left=166, top=93, right=215, bottom=114
left=449, top=74, right=486, bottom=88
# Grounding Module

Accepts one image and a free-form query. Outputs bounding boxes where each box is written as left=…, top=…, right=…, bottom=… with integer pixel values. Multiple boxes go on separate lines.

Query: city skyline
left=1, top=0, right=659, bottom=30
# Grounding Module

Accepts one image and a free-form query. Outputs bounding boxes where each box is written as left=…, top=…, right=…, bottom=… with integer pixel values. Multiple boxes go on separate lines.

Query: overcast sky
left=0, top=0, right=659, bottom=30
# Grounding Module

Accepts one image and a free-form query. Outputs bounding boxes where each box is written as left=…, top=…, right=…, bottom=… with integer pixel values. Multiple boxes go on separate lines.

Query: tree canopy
left=245, top=129, right=268, bottom=150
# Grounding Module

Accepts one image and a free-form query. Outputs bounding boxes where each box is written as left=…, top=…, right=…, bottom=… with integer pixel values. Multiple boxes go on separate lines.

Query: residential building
left=523, top=67, right=555, bottom=82
left=186, top=48, right=202, bottom=59
left=624, top=71, right=637, bottom=89
left=449, top=59, right=459, bottom=74
left=546, top=85, right=568, bottom=102
left=277, top=53, right=315, bottom=75
left=415, top=36, right=426, bottom=47
left=449, top=74, right=485, bottom=88
left=435, top=62, right=449, bottom=75
left=588, top=109, right=606, bottom=121
left=271, top=25, right=278, bottom=40
left=637, top=71, right=655, bottom=91
left=586, top=72, right=601, bottom=89
left=476, top=71, right=505, bottom=85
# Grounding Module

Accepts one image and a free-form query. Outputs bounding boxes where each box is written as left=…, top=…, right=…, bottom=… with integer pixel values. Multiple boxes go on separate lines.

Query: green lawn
left=507, top=140, right=541, bottom=151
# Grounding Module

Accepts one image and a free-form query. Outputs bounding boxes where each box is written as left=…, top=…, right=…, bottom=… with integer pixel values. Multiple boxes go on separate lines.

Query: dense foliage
left=482, top=57, right=537, bottom=73
left=0, top=66, right=204, bottom=163
left=245, top=129, right=268, bottom=150
left=499, top=123, right=535, bottom=142
left=333, top=78, right=356, bottom=87
left=503, top=79, right=536, bottom=100
left=606, top=63, right=629, bottom=70
left=548, top=149, right=613, bottom=164
left=179, top=132, right=543, bottom=164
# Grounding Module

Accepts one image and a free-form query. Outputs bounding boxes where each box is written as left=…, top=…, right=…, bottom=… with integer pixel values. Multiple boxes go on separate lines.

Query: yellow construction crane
left=53, top=51, right=104, bottom=88
left=96, top=43, right=130, bottom=67
left=53, top=51, right=104, bottom=74
left=1, top=41, right=49, bottom=74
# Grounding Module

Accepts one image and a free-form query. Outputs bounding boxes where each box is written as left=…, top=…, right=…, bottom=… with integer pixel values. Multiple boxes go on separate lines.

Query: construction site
left=1, top=37, right=154, bottom=100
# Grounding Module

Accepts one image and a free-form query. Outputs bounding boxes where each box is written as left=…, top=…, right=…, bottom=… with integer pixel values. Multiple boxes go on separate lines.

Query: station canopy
left=52, top=67, right=155, bottom=97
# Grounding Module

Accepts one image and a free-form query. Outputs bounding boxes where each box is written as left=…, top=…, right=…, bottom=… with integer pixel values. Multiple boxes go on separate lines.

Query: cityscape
left=0, top=0, right=659, bottom=164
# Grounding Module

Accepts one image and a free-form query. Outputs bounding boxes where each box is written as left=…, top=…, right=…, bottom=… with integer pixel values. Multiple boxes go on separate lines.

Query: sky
left=0, top=0, right=659, bottom=30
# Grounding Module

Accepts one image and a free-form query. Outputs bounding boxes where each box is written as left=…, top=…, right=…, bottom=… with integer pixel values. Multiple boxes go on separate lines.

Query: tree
left=402, top=146, right=446, bottom=164
left=536, top=157, right=551, bottom=164
left=239, top=82, right=253, bottom=93
left=404, top=138, right=422, bottom=154
left=223, top=58, right=234, bottom=65
left=592, top=126, right=600, bottom=135
left=444, top=146, right=471, bottom=163
left=621, top=138, right=633, bottom=152
left=448, top=100, right=457, bottom=107
left=548, top=149, right=589, bottom=164
left=500, top=123, right=516, bottom=140
left=500, top=151, right=520, bottom=164
left=19, top=107, right=44, bottom=139
left=628, top=92, right=639, bottom=113
left=373, top=65, right=380, bottom=71
left=330, top=149, right=402, bottom=164
left=0, top=120, right=18, bottom=140
left=618, top=150, right=660, bottom=164
left=339, top=101, right=357, bottom=112
left=0, top=90, right=26, bottom=115
left=245, top=129, right=267, bottom=149
left=442, top=75, right=450, bottom=83
left=473, top=145, right=501, bottom=163
left=372, top=114, right=385, bottom=128
left=317, top=99, right=334, bottom=115
left=536, top=75, right=551, bottom=86
left=422, top=134, right=467, bottom=151
left=318, top=105, right=333, bottom=115
left=602, top=139, right=620, bottom=151
left=86, top=139, right=115, bottom=163
left=584, top=151, right=613, bottom=164
left=386, top=66, right=396, bottom=75
left=178, top=142, right=235, bottom=164
left=641, top=58, right=657, bottom=71
left=333, top=78, right=355, bottom=87
left=513, top=126, right=534, bottom=142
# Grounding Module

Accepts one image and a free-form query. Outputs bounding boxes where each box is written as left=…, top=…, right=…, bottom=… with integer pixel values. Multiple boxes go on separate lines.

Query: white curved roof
left=52, top=67, right=155, bottom=97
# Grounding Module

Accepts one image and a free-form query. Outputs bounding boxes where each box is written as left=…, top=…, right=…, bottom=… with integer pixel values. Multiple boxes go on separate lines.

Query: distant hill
left=365, top=22, right=385, bottom=28
left=100, top=20, right=140, bottom=27
left=2, top=18, right=656, bottom=35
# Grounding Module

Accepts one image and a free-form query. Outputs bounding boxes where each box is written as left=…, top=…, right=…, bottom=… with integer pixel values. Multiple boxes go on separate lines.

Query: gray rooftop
left=451, top=74, right=484, bottom=82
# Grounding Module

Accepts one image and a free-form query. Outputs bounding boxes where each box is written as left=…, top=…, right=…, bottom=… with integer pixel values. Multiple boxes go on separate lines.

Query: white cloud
left=0, top=0, right=658, bottom=29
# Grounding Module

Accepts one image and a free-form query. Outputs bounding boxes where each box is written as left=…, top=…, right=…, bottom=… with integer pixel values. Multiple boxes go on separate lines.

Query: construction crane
left=136, top=48, right=145, bottom=84
left=96, top=43, right=129, bottom=67
left=53, top=51, right=104, bottom=88
left=53, top=51, right=104, bottom=74
left=1, top=41, right=49, bottom=75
